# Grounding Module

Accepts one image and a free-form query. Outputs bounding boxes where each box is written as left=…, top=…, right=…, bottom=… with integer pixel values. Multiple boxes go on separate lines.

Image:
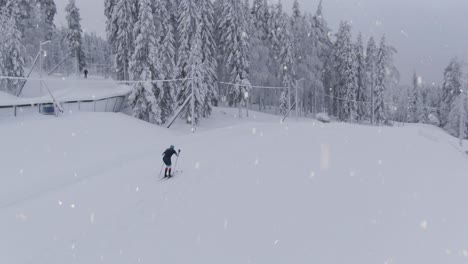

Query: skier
left=162, top=145, right=180, bottom=178
left=84, top=69, right=89, bottom=79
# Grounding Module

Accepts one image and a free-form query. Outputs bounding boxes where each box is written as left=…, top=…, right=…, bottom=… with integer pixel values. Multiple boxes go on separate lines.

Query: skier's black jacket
left=162, top=148, right=178, bottom=166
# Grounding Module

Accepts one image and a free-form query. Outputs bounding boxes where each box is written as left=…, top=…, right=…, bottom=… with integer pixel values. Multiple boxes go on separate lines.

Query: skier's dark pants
left=163, top=157, right=172, bottom=177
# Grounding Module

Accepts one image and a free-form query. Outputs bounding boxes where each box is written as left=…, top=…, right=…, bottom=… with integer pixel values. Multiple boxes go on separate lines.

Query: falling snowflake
left=320, top=144, right=330, bottom=170
left=16, top=213, right=27, bottom=222
left=309, top=171, right=315, bottom=179
left=420, top=220, right=428, bottom=230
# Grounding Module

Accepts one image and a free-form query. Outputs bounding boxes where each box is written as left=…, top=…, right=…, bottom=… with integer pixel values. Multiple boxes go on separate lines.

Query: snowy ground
left=1, top=108, right=468, bottom=264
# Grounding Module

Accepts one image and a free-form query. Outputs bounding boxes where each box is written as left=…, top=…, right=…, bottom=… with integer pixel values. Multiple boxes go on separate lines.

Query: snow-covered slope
left=1, top=108, right=468, bottom=264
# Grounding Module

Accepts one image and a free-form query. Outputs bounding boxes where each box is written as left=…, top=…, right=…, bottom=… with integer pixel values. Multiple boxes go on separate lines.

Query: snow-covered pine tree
left=366, top=36, right=377, bottom=122
left=333, top=21, right=358, bottom=122
left=291, top=0, right=302, bottom=62
left=408, top=72, right=427, bottom=123
left=0, top=7, right=25, bottom=95
left=440, top=58, right=463, bottom=127
left=111, top=0, right=137, bottom=80
left=249, top=0, right=274, bottom=110
left=374, top=35, right=389, bottom=125
left=197, top=0, right=218, bottom=117
left=128, top=0, right=162, bottom=124
left=177, top=0, right=214, bottom=123
left=311, top=0, right=332, bottom=62
left=104, top=0, right=117, bottom=48
left=416, top=86, right=427, bottom=123
left=65, top=0, right=86, bottom=73
left=291, top=1, right=316, bottom=115
left=445, top=91, right=467, bottom=139
left=251, top=0, right=269, bottom=41
left=218, top=0, right=251, bottom=110
left=157, top=0, right=177, bottom=123
left=408, top=72, right=419, bottom=122
left=312, top=0, right=333, bottom=114
left=268, top=1, right=283, bottom=68
left=3, top=0, right=32, bottom=34
left=36, top=0, right=57, bottom=41
left=355, top=33, right=368, bottom=121
left=278, top=13, right=295, bottom=114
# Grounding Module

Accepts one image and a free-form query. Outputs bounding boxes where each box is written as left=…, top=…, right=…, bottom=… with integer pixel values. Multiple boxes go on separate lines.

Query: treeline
left=396, top=59, right=467, bottom=140
left=105, top=0, right=397, bottom=126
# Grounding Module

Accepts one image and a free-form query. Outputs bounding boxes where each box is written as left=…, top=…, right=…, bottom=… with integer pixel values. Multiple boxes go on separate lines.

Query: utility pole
left=371, top=63, right=375, bottom=125
left=295, top=80, right=299, bottom=120
left=191, top=66, right=195, bottom=133
left=460, top=89, right=466, bottom=147
left=288, top=84, right=291, bottom=116
left=314, top=84, right=317, bottom=116
left=75, top=49, right=80, bottom=77
left=295, top=78, right=305, bottom=120
left=39, top=41, right=51, bottom=96
left=39, top=45, right=43, bottom=96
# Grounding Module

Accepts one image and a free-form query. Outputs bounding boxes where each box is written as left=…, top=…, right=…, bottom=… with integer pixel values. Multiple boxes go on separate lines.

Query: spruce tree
left=198, top=0, right=218, bottom=117
left=65, top=0, right=86, bottom=73
left=218, top=0, right=251, bottom=108
left=445, top=92, right=467, bottom=138
left=128, top=0, right=161, bottom=124
left=440, top=58, right=462, bottom=127
left=177, top=0, right=213, bottom=123
left=157, top=0, right=177, bottom=123
left=111, top=0, right=137, bottom=80
left=0, top=8, right=24, bottom=95
left=333, top=21, right=357, bottom=121
left=408, top=72, right=419, bottom=122
left=366, top=37, right=377, bottom=122
left=374, top=36, right=389, bottom=125
left=36, top=0, right=57, bottom=40
left=355, top=33, right=368, bottom=120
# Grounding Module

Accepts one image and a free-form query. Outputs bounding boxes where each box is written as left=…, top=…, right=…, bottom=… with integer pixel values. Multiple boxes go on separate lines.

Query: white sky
left=54, top=0, right=468, bottom=85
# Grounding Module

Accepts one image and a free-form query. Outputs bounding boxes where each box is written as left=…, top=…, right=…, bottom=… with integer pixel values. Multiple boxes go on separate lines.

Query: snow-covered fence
left=0, top=95, right=127, bottom=118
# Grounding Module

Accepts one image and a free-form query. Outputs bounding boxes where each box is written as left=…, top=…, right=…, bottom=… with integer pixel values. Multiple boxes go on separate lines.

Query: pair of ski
left=160, top=171, right=182, bottom=181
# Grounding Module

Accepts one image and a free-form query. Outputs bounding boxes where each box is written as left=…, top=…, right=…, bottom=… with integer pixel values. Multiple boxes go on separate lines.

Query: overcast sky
left=54, top=0, right=468, bottom=85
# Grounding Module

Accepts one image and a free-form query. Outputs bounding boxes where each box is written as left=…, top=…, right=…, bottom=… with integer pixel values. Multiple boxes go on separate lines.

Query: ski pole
left=173, top=150, right=181, bottom=172
left=158, top=163, right=164, bottom=178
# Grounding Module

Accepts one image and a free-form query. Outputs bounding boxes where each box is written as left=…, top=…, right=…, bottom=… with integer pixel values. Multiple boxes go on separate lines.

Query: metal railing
left=0, top=95, right=128, bottom=118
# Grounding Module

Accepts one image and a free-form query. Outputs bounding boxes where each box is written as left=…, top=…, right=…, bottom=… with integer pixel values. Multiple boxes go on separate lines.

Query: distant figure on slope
left=83, top=69, right=89, bottom=79
left=162, top=145, right=180, bottom=178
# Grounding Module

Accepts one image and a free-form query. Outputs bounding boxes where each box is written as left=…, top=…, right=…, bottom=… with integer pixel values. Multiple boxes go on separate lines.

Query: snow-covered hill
left=1, top=108, right=468, bottom=264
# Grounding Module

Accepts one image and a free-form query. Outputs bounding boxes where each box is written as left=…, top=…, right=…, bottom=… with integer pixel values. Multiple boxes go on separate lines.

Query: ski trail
left=0, top=145, right=162, bottom=210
